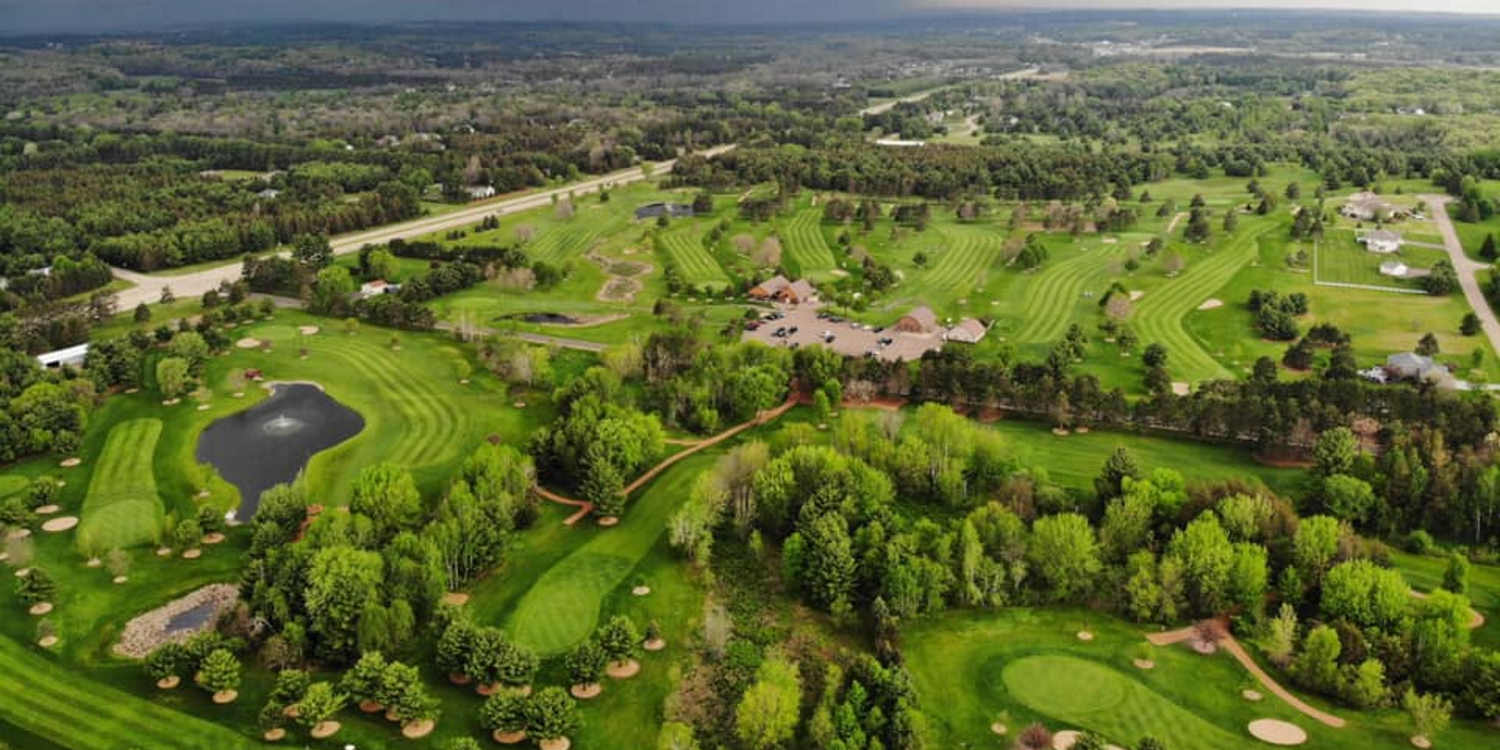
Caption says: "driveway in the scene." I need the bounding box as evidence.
[109,145,737,311]
[1423,195,1500,358]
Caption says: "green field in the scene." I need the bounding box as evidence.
[660,225,730,288]
[1316,232,1446,290]
[77,419,165,552]
[983,419,1301,497]
[505,452,713,655]
[780,207,840,279]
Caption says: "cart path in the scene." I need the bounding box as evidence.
[1423,195,1500,359]
[1146,623,1346,728]
[533,395,798,524]
[1409,588,1486,629]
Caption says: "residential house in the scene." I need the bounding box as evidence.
[1379,259,1408,277]
[465,185,497,200]
[748,275,791,300]
[1341,192,1403,222]
[359,279,401,298]
[36,343,88,369]
[1384,352,1455,389]
[1359,229,1401,254]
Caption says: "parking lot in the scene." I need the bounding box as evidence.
[741,302,945,361]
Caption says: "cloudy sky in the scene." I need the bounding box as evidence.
[1,0,1495,34]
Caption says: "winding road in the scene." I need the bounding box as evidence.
[1423,195,1500,358]
[109,145,737,311]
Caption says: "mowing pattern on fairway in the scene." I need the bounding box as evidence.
[0,635,254,750]
[781,209,839,275]
[316,337,467,468]
[78,418,164,552]
[660,227,729,287]
[1014,243,1130,344]
[1002,655,1245,750]
[528,214,622,264]
[1132,225,1271,383]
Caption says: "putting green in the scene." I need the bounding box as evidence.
[77,418,164,552]
[1001,655,1245,750]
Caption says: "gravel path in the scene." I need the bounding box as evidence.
[1423,195,1500,359]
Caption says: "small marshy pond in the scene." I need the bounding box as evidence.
[196,383,363,519]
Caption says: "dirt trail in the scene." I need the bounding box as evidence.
[1146,624,1346,728]
[532,395,798,524]
[1164,211,1188,235]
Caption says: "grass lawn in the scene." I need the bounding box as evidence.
[1390,550,1500,650]
[1315,230,1446,290]
[907,607,1500,750]
[982,418,1301,497]
[504,451,716,655]
[76,418,166,553]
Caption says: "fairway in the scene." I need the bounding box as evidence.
[314,334,465,468]
[984,419,1299,496]
[77,418,165,552]
[1003,655,1245,749]
[1132,221,1274,383]
[505,451,714,654]
[0,634,255,750]
[1013,240,1129,344]
[660,226,730,288]
[781,208,839,277]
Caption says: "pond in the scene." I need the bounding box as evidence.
[196,383,364,519]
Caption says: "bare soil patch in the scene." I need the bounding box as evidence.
[1076,631,1094,641]
[598,276,643,302]
[606,659,640,679]
[1196,298,1224,311]
[37,635,58,648]
[570,683,602,699]
[538,738,571,750]
[494,730,527,744]
[401,719,435,739]
[41,516,78,532]
[234,337,262,349]
[211,690,238,704]
[1129,290,1144,301]
[1243,689,1264,701]
[181,548,202,559]
[632,585,651,596]
[1054,730,1082,748]
[990,722,1007,736]
[297,326,319,335]
[263,728,285,742]
[597,516,619,527]
[359,700,383,713]
[202,532,225,545]
[59,457,81,468]
[1246,719,1307,746]
[310,721,341,739]
[29,602,52,616]
[1133,658,1155,670]
[644,638,666,652]
[157,676,180,689]
[441,592,470,606]
[113,575,128,584]
[1171,382,1190,396]
[1410,736,1432,748]
[33,504,59,515]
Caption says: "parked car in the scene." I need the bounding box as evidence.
[788,326,798,334]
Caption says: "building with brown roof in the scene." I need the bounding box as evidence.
[893,306,938,334]
[945,317,987,343]
[780,279,817,304]
[748,275,790,300]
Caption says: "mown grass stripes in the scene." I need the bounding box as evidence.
[782,209,839,274]
[1133,225,1271,383]
[660,227,729,286]
[0,635,255,750]
[1014,243,1129,344]
[316,338,465,468]
[77,418,164,552]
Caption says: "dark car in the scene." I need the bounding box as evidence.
[788,326,798,334]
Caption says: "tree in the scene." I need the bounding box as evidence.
[268,668,310,706]
[735,654,801,750]
[1403,688,1452,742]
[1417,332,1441,356]
[292,233,333,269]
[497,641,539,687]
[1142,343,1168,368]
[566,639,606,687]
[480,691,529,736]
[1313,427,1358,476]
[198,649,241,695]
[1165,514,1235,616]
[304,546,384,664]
[311,265,355,313]
[1320,474,1376,524]
[1342,658,1388,709]
[134,303,151,323]
[800,512,856,617]
[1292,624,1341,694]
[15,567,56,605]
[1462,313,1481,336]
[1320,560,1409,630]
[1027,513,1102,602]
[597,615,640,666]
[1293,515,1342,583]
[1442,552,1469,595]
[145,642,189,683]
[525,687,579,742]
[1094,447,1142,500]
[436,619,478,678]
[340,650,388,706]
[657,722,701,750]
[156,357,189,399]
[294,682,347,729]
[350,463,422,539]
[385,661,440,723]
[1466,650,1500,721]
[1265,603,1298,667]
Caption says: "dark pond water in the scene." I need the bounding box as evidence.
[196,383,363,519]
[507,312,578,324]
[165,601,218,633]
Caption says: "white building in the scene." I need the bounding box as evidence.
[359,279,401,298]
[37,343,88,369]
[945,317,988,343]
[1360,229,1402,254]
[1379,260,1408,277]
[465,185,497,200]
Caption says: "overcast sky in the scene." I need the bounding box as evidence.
[2,0,1496,34]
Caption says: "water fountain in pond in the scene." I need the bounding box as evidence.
[261,413,305,436]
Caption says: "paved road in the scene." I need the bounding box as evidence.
[857,67,1040,116]
[1423,195,1500,359]
[110,144,737,311]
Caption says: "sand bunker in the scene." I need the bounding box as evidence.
[1133,659,1155,670]
[298,326,319,335]
[1129,290,1144,301]
[1243,689,1264,701]
[1247,719,1307,746]
[41,516,78,532]
[60,457,81,468]
[1053,730,1082,748]
[235,338,262,349]
[632,586,651,596]
[1171,382,1190,396]
[1196,298,1224,311]
[441,592,470,606]
[113,583,238,658]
